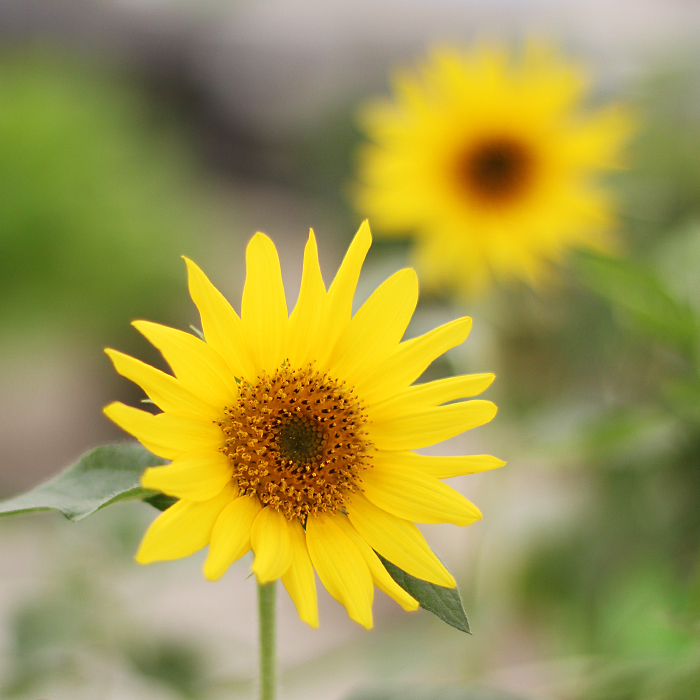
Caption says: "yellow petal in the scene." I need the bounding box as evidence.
[141,448,234,501]
[281,520,319,627]
[369,400,497,451]
[132,321,238,408]
[250,507,292,583]
[241,233,288,374]
[328,268,418,383]
[314,220,372,367]
[306,513,374,629]
[347,492,455,588]
[105,348,219,420]
[184,257,257,380]
[355,317,472,405]
[373,451,506,479]
[332,515,418,612]
[204,495,262,581]
[135,482,237,563]
[287,230,327,368]
[103,402,224,460]
[370,373,495,421]
[362,459,482,526]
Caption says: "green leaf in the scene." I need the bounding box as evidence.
[575,251,698,356]
[378,554,470,634]
[143,493,179,512]
[0,443,166,521]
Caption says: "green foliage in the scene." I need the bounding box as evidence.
[581,655,700,700]
[575,250,698,359]
[0,443,166,521]
[345,686,528,700]
[0,50,207,339]
[379,554,470,634]
[126,639,205,698]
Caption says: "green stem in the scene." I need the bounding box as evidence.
[257,580,277,700]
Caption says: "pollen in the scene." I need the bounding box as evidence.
[457,137,535,205]
[219,364,372,522]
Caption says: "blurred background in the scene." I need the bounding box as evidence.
[2,1,700,698]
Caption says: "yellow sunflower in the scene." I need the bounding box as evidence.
[355,43,633,296]
[104,222,502,628]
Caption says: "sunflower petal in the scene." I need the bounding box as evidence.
[328,268,418,383]
[241,233,288,374]
[135,482,236,563]
[355,317,472,405]
[281,520,319,628]
[373,451,506,479]
[132,321,238,407]
[315,221,372,367]
[306,514,374,629]
[362,459,482,525]
[105,348,219,420]
[250,507,292,583]
[333,515,418,612]
[287,230,327,368]
[369,400,497,451]
[141,448,234,501]
[204,495,262,581]
[370,373,495,421]
[184,257,257,380]
[347,492,455,588]
[103,402,223,460]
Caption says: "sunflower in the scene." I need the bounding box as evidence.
[355,43,633,296]
[104,223,501,628]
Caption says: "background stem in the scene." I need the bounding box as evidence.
[257,580,277,700]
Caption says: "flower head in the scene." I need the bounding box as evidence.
[104,223,501,628]
[355,43,634,296]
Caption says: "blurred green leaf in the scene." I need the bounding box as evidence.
[663,378,700,424]
[346,686,528,700]
[575,251,698,357]
[0,443,165,521]
[127,639,205,698]
[0,50,209,338]
[378,554,470,634]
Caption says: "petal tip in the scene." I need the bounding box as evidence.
[302,613,320,629]
[203,560,226,582]
[140,466,160,490]
[356,219,372,245]
[134,550,152,565]
[102,401,122,418]
[104,348,119,364]
[249,231,274,249]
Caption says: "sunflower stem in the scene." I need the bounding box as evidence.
[257,580,276,700]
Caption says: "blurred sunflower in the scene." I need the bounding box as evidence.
[104,223,502,628]
[355,43,633,296]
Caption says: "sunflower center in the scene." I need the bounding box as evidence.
[276,415,323,465]
[457,137,534,204]
[219,364,372,522]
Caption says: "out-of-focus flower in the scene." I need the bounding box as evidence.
[355,43,633,296]
[104,223,502,628]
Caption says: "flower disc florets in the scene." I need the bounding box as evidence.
[220,363,372,522]
[458,137,534,205]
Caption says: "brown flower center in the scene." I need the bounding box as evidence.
[456,137,534,205]
[219,364,372,522]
